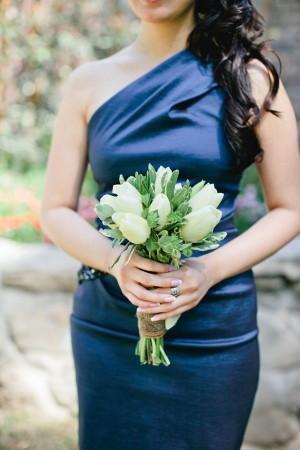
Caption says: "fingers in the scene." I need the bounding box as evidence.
[149,285,186,296]
[132,267,182,289]
[150,303,196,321]
[137,292,201,318]
[132,253,173,273]
[127,282,177,304]
[125,291,159,309]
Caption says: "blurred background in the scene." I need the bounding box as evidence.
[0,1,299,449]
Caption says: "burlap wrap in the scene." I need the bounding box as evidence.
[136,311,167,338]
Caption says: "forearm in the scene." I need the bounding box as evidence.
[40,207,119,273]
[201,207,300,285]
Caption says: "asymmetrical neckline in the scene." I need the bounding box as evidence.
[87,47,192,130]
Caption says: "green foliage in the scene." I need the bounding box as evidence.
[0,1,135,172]
[95,164,227,270]
[0,167,98,242]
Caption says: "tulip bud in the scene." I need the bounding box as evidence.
[112,181,141,202]
[149,193,171,229]
[189,182,224,211]
[112,212,151,244]
[154,166,172,195]
[114,195,143,216]
[180,205,222,242]
[99,194,117,210]
[108,181,143,215]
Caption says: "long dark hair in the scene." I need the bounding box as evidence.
[187,0,281,173]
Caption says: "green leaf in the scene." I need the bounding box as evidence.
[160,170,169,194]
[172,248,181,259]
[177,201,192,216]
[142,193,151,207]
[147,163,156,185]
[94,203,114,220]
[171,183,191,209]
[191,179,205,196]
[181,247,193,257]
[156,253,171,264]
[209,231,227,242]
[104,228,124,240]
[158,234,181,254]
[191,243,220,251]
[165,169,179,201]
[166,210,184,225]
[158,229,168,237]
[147,210,159,228]
[145,238,159,252]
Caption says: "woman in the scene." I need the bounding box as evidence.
[40,1,300,449]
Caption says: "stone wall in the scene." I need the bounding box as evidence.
[0,236,300,449]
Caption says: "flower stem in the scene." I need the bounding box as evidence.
[134,336,170,367]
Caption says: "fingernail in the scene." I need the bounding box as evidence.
[171,279,182,287]
[151,316,160,321]
[163,295,176,302]
[168,265,176,271]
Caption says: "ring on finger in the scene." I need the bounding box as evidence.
[171,285,180,297]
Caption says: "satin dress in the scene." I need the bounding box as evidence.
[70,47,260,450]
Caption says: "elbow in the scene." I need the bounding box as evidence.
[288,206,300,235]
[39,207,51,236]
[39,202,58,235]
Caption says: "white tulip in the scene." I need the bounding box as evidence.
[114,195,143,215]
[180,205,222,242]
[149,193,171,229]
[154,166,172,195]
[189,182,224,211]
[106,181,143,215]
[112,181,141,202]
[165,313,181,330]
[99,194,117,210]
[112,212,151,244]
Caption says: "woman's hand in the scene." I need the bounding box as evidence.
[135,256,218,321]
[108,245,183,309]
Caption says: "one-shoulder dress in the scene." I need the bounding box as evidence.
[70,47,260,450]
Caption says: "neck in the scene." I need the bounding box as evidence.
[132,9,195,60]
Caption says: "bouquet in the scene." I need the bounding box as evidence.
[94,164,226,367]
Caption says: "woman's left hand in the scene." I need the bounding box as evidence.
[136,256,218,321]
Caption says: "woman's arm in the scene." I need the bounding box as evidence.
[203,60,300,285]
[40,64,119,272]
[40,63,180,309]
[138,60,300,321]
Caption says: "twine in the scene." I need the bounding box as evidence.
[137,310,167,338]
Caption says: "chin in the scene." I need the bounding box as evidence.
[128,0,192,23]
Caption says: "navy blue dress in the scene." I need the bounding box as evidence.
[70,47,260,450]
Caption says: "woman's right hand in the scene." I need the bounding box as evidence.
[107,245,182,309]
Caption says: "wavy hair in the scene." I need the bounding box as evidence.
[187,0,281,173]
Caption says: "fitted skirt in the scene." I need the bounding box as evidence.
[70,270,260,450]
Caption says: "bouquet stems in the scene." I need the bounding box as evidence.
[134,310,171,366]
